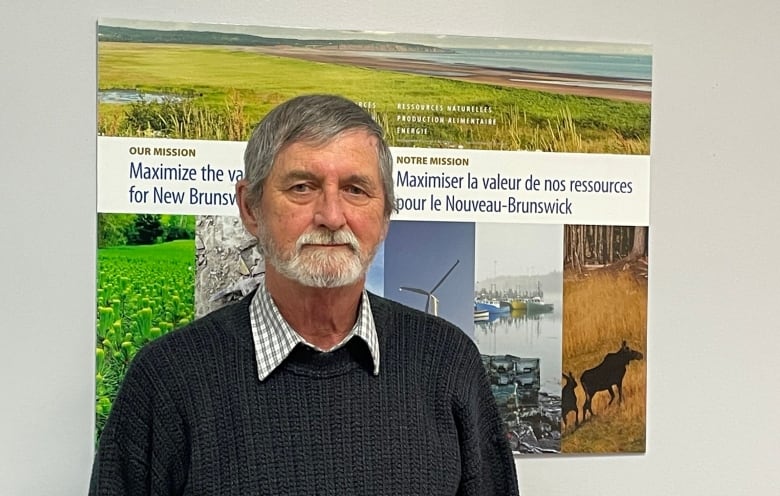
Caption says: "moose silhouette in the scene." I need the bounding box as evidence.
[580,340,643,420]
[561,371,579,428]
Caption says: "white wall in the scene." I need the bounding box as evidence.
[2,1,779,494]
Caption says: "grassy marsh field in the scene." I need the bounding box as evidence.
[98,42,650,153]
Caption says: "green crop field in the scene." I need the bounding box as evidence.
[95,240,195,439]
[98,42,650,153]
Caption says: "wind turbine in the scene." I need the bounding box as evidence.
[399,259,460,316]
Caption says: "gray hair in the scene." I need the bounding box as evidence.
[243,94,395,217]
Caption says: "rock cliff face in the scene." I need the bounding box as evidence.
[195,215,263,317]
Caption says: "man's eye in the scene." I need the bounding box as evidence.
[345,185,366,195]
[290,183,311,193]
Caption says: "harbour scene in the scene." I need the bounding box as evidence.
[475,286,562,453]
[474,223,563,453]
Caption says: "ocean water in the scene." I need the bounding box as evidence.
[365,48,652,82]
[473,293,563,395]
[99,89,185,104]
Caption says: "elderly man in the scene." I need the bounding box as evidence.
[90,95,518,495]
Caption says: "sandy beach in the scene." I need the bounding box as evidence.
[246,46,651,104]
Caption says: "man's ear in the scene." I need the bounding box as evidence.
[236,179,260,237]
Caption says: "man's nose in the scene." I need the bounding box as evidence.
[313,188,347,230]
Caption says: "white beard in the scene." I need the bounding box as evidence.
[259,225,371,288]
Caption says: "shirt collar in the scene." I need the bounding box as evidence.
[248,275,380,381]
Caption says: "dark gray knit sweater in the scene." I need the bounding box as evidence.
[90,293,518,495]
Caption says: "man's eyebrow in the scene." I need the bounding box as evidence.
[344,174,379,191]
[279,170,318,183]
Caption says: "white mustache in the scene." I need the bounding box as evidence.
[296,229,360,253]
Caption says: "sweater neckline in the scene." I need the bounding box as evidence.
[281,338,375,379]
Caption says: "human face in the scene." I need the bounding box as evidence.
[239,129,388,288]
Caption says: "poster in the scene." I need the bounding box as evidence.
[96,18,651,454]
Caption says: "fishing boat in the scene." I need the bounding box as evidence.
[473,305,490,321]
[475,298,510,314]
[525,296,553,313]
[509,299,527,311]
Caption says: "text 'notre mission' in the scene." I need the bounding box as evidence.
[395,155,469,166]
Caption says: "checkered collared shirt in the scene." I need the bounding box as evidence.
[248,275,380,381]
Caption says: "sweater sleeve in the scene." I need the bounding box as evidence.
[454,344,520,496]
[89,345,190,496]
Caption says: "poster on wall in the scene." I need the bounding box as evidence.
[96,18,651,454]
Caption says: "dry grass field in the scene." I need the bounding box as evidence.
[561,268,647,452]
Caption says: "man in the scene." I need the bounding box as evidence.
[90,94,518,495]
